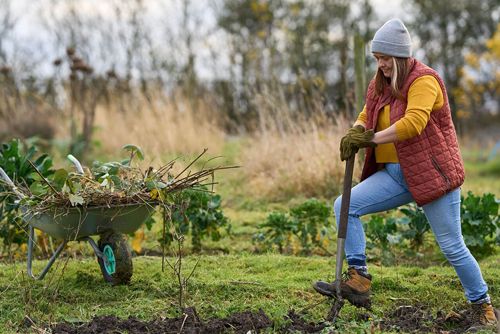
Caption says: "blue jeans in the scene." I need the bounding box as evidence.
[334,163,488,302]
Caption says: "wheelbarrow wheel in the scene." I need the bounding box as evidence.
[97,232,133,285]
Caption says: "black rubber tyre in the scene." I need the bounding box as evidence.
[97,232,133,285]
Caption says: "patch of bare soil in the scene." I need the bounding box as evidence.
[283,310,328,333]
[49,308,333,334]
[50,307,272,334]
[377,303,496,334]
[44,304,499,334]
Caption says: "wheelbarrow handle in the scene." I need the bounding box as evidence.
[0,166,26,200]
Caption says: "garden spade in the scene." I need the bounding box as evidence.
[326,155,355,322]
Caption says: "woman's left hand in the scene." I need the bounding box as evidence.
[350,129,378,149]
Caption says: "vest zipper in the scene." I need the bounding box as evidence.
[431,156,451,189]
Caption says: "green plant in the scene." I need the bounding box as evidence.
[167,187,231,252]
[253,212,295,253]
[254,198,331,255]
[364,214,401,265]
[399,203,430,251]
[364,215,399,251]
[460,191,499,257]
[0,139,54,250]
[364,192,499,261]
[289,198,331,254]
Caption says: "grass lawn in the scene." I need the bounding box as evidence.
[0,253,498,333]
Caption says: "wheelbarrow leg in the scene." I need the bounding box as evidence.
[27,225,67,280]
[81,236,108,266]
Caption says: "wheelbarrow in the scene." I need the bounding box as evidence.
[0,157,155,285]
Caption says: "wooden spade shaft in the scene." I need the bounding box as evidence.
[326,156,355,323]
[335,156,355,297]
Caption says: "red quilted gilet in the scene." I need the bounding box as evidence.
[361,58,465,206]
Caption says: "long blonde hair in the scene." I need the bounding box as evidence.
[374,57,411,100]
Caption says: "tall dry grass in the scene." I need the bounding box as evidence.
[3,77,359,202]
[91,92,226,162]
[241,88,362,201]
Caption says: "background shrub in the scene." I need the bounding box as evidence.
[0,139,54,252]
[167,187,231,252]
[460,191,499,257]
[253,198,332,255]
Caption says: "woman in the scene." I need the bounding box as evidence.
[313,18,497,326]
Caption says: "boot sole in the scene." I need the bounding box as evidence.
[313,282,372,309]
[312,282,336,298]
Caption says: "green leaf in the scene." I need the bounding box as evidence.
[145,180,167,190]
[208,195,221,209]
[122,144,144,161]
[29,182,46,196]
[143,216,155,230]
[65,179,76,194]
[53,169,69,191]
[108,165,120,175]
[100,178,109,187]
[35,154,53,174]
[110,175,122,187]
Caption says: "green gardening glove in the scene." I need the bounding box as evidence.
[346,125,366,136]
[340,126,377,161]
[339,125,365,161]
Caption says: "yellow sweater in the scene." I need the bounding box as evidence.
[357,75,444,163]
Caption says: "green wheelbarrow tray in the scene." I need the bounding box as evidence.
[25,203,155,240]
[24,203,155,281]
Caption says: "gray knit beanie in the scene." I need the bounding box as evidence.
[371,18,412,58]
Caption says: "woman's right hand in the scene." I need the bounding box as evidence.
[340,125,365,161]
[340,125,377,161]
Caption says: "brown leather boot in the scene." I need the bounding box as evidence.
[313,267,372,308]
[470,303,498,327]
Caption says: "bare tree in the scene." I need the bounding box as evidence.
[0,0,18,63]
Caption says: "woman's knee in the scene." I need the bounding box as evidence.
[333,196,342,216]
[440,241,471,264]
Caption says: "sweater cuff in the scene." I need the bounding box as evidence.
[395,121,409,141]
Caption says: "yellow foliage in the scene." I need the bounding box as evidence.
[464,53,480,69]
[250,1,268,13]
[456,109,471,119]
[321,237,329,249]
[290,236,300,255]
[257,30,267,39]
[312,76,326,91]
[131,228,145,254]
[290,3,301,16]
[459,23,500,117]
[486,23,500,58]
[150,188,159,200]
